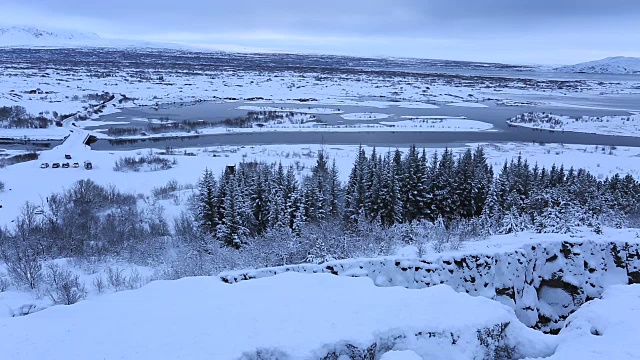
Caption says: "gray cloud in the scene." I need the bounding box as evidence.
[2,0,640,64]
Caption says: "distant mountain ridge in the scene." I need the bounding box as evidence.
[556,56,640,75]
[0,26,101,46]
[0,26,179,49]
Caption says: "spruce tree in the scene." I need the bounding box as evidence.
[194,168,218,235]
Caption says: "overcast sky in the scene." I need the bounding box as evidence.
[2,0,640,64]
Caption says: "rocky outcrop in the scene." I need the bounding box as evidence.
[221,239,640,333]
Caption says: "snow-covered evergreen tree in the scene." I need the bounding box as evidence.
[194,168,218,235]
[216,173,251,249]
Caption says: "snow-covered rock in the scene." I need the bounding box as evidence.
[555,56,640,75]
[222,238,640,333]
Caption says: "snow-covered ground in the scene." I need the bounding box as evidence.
[446,102,489,108]
[543,284,640,360]
[236,105,344,114]
[340,112,392,120]
[380,117,493,131]
[507,112,640,137]
[0,126,70,141]
[0,272,555,359]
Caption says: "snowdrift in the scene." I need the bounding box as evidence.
[0,273,554,360]
[222,238,640,333]
[546,284,640,360]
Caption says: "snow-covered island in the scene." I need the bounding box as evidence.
[507,112,640,137]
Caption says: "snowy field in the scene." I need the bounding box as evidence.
[340,112,392,120]
[0,127,70,141]
[379,117,494,131]
[507,112,640,137]
[237,105,345,114]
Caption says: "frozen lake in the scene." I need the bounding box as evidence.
[90,95,640,150]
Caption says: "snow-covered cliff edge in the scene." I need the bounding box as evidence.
[221,237,640,333]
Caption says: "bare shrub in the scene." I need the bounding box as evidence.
[106,266,126,291]
[44,263,87,305]
[0,273,9,292]
[113,153,176,172]
[151,179,180,200]
[125,268,143,290]
[3,248,43,290]
[92,275,106,293]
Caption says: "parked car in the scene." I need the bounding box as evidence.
[62,162,70,168]
[72,162,80,168]
[84,161,93,170]
[65,154,72,160]
[52,163,60,168]
[40,162,49,168]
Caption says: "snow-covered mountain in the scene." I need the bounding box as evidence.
[0,26,176,49]
[0,26,103,46]
[556,56,640,74]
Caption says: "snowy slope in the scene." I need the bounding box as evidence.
[548,284,640,360]
[556,56,640,74]
[0,273,554,360]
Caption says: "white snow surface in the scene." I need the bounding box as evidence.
[237,105,344,114]
[556,56,640,75]
[380,350,423,360]
[538,284,640,360]
[340,112,391,120]
[0,273,552,360]
[380,118,493,131]
[446,102,489,108]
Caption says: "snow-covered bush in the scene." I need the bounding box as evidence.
[151,179,180,200]
[113,153,177,172]
[0,272,9,292]
[93,275,106,293]
[2,247,42,290]
[44,263,87,305]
